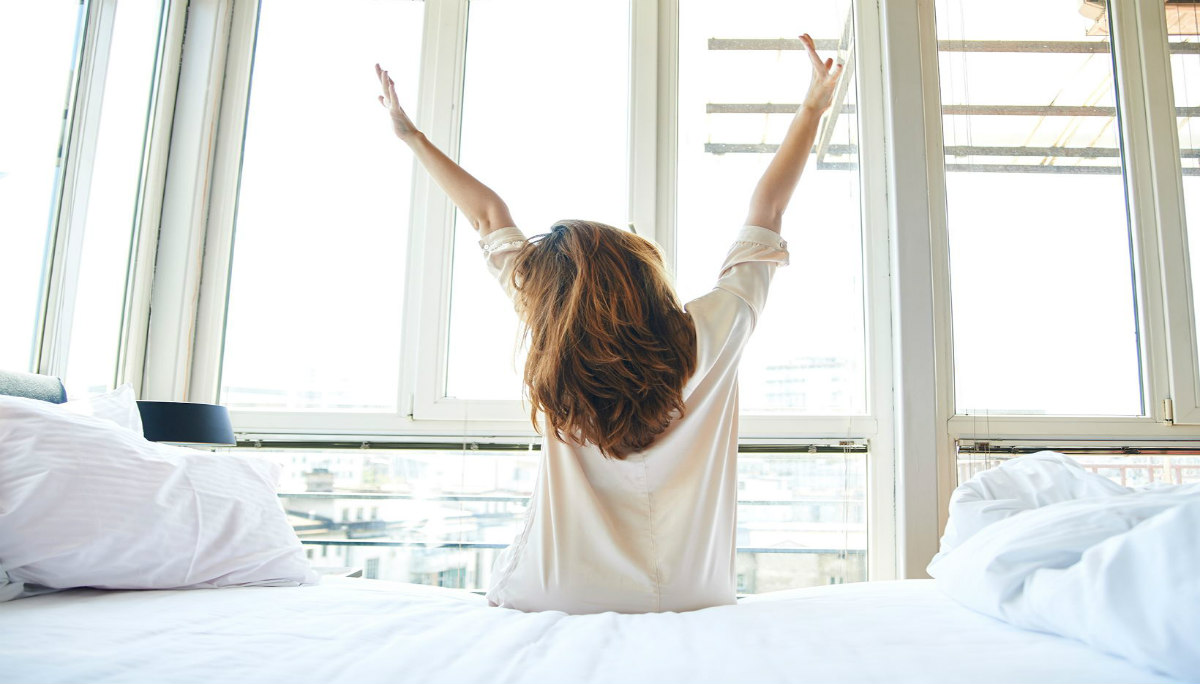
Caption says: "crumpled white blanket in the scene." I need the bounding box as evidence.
[927,451,1200,682]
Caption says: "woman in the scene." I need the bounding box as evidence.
[375,34,843,614]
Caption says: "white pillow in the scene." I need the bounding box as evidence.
[0,395,317,600]
[59,383,144,435]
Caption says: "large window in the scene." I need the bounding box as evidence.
[19,0,1200,593]
[676,0,868,415]
[203,0,881,589]
[219,0,424,411]
[0,2,85,372]
[215,0,879,426]
[936,0,1143,417]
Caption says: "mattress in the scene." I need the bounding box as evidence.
[0,578,1179,684]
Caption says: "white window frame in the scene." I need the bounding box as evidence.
[407,0,668,426]
[38,0,113,380]
[927,0,1199,441]
[171,0,898,578]
[31,0,178,393]
[897,0,1200,547]
[185,0,892,439]
[1128,0,1200,426]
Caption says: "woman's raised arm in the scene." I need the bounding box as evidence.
[376,64,515,237]
[744,34,844,234]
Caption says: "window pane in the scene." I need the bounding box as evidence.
[221,0,424,411]
[937,0,1142,415]
[0,2,84,372]
[245,446,864,592]
[1165,9,1200,387]
[444,0,630,400]
[64,0,165,396]
[675,1,867,415]
[736,451,867,591]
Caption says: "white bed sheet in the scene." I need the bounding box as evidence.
[0,578,1180,684]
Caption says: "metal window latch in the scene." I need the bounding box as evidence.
[1162,398,1175,424]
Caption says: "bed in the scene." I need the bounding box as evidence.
[0,577,1181,684]
[1,371,1193,683]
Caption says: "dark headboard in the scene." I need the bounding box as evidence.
[0,370,67,404]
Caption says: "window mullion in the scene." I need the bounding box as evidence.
[654,0,679,272]
[143,0,235,402]
[118,0,191,392]
[628,0,658,248]
[878,0,946,579]
[1126,1,1200,424]
[1108,0,1173,425]
[187,0,260,405]
[38,0,115,380]
[854,0,899,583]
[408,0,472,421]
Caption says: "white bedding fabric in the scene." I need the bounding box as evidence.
[0,577,1181,684]
[0,396,317,600]
[928,452,1200,682]
[58,384,144,435]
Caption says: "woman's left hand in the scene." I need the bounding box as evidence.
[799,33,845,112]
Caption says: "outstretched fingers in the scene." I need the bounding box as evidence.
[800,33,826,72]
[376,64,389,101]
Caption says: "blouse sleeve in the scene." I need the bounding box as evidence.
[479,227,528,300]
[713,225,790,324]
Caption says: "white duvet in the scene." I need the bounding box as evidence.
[0,578,1180,684]
[928,452,1200,681]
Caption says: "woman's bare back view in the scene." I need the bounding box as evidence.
[375,35,844,614]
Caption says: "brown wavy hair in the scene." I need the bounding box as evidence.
[509,220,697,459]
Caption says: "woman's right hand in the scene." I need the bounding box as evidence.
[376,63,419,140]
[799,33,844,112]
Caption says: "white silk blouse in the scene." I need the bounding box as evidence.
[479,225,789,614]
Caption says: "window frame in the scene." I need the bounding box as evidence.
[871,0,1200,571]
[177,0,898,578]
[38,0,113,380]
[909,0,1200,547]
[926,0,1196,438]
[409,0,666,425]
[189,0,892,439]
[27,0,176,394]
[1127,0,1200,426]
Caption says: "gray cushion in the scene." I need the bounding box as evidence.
[0,370,67,404]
